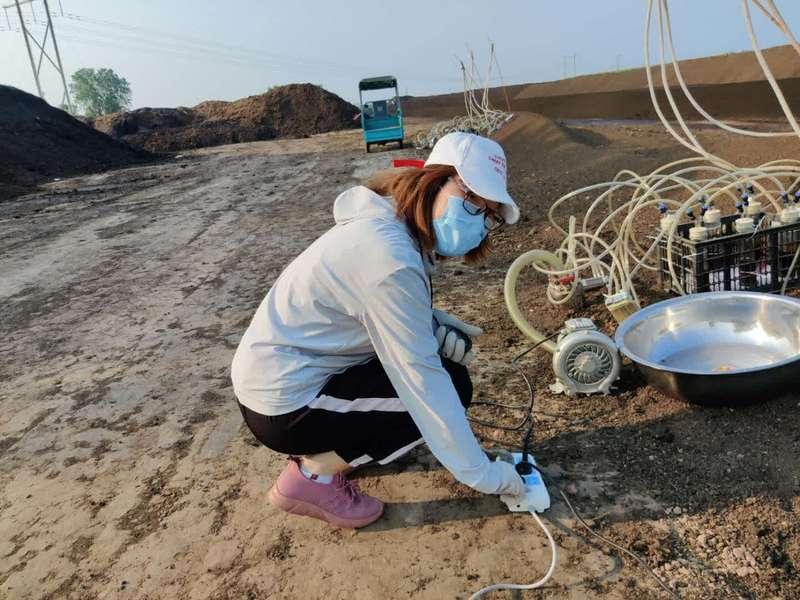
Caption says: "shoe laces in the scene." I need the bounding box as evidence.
[334,476,362,502]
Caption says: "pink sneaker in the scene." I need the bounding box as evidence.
[267,459,384,528]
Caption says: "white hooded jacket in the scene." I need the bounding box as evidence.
[231,185,522,495]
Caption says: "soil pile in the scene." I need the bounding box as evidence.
[493,111,604,158]
[406,44,800,120]
[93,107,195,138]
[515,44,800,98]
[490,111,695,223]
[492,111,618,182]
[94,83,360,153]
[0,85,149,201]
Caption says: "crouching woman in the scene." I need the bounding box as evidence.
[231,132,524,528]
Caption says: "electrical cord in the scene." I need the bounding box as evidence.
[539,466,681,600]
[468,334,559,597]
[469,335,681,599]
[466,332,560,432]
[468,510,558,599]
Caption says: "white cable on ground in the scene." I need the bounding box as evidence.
[645,0,800,156]
[469,511,558,599]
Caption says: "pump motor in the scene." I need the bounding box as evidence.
[550,318,620,396]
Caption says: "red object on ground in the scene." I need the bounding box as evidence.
[391,159,425,169]
[557,275,576,286]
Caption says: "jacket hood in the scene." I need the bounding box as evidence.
[333,185,435,273]
[333,186,398,225]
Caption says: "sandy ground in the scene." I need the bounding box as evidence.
[1,117,799,600]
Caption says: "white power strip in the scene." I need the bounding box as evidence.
[499,452,551,513]
[469,452,558,599]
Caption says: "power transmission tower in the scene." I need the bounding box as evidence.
[3,0,72,111]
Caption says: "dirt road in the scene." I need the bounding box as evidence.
[1,119,798,599]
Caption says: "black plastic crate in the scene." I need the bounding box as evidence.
[657,214,800,294]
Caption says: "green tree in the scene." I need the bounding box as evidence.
[69,68,132,117]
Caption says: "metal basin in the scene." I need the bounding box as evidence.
[614,292,800,406]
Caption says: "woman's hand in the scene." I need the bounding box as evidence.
[493,460,526,496]
[432,309,483,366]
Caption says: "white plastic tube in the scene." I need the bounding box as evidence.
[659,0,797,138]
[645,0,708,157]
[503,0,800,314]
[741,0,800,138]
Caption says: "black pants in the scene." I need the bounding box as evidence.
[238,357,472,466]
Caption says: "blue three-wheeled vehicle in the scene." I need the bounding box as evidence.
[358,76,404,153]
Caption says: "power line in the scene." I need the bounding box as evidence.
[55,14,370,74]
[52,11,463,83]
[57,11,372,73]
[8,14,464,86]
[50,22,365,74]
[3,3,466,108]
[38,29,364,78]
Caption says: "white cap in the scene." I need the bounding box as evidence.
[424,132,520,224]
[689,226,709,241]
[744,200,762,217]
[735,217,754,234]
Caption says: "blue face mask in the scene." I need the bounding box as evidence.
[433,196,488,257]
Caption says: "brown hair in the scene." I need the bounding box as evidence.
[364,165,491,264]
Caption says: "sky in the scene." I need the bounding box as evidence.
[1,0,799,111]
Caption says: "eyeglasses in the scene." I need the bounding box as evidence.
[462,196,506,232]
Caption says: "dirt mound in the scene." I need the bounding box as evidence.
[93,106,256,154]
[515,44,800,99]
[492,112,611,182]
[121,120,270,153]
[93,107,195,139]
[194,83,359,136]
[493,111,604,157]
[513,78,800,121]
[0,85,150,201]
[407,44,800,121]
[95,83,360,153]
